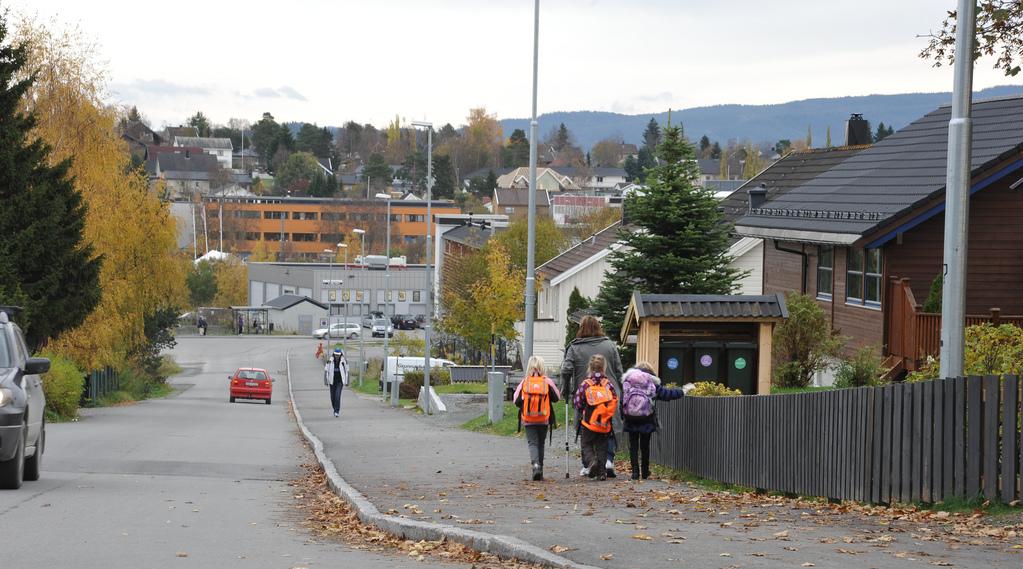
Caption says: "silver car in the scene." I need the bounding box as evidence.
[312,322,361,339]
[370,318,393,338]
[0,308,50,490]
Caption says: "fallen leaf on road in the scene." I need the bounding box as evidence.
[632,534,653,541]
[175,552,188,558]
[600,553,614,560]
[773,530,790,539]
[549,545,575,554]
[801,563,815,567]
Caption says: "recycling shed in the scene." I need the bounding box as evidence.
[621,292,788,395]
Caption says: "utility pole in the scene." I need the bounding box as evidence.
[413,121,434,414]
[523,0,540,365]
[938,0,976,379]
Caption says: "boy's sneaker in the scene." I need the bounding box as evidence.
[605,460,616,478]
[531,463,543,481]
[333,411,339,417]
[579,467,590,477]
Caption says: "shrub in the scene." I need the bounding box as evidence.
[687,381,741,397]
[41,353,84,419]
[921,274,942,313]
[772,293,844,388]
[834,346,885,388]
[398,368,452,399]
[908,323,1023,381]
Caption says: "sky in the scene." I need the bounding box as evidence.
[9,0,1023,130]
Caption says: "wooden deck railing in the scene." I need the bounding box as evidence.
[887,277,1023,370]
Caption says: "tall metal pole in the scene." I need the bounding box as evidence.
[421,124,435,414]
[358,230,366,386]
[385,199,396,406]
[938,0,976,379]
[523,0,540,365]
[326,250,334,344]
[341,244,348,351]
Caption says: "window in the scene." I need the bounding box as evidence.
[413,290,421,303]
[389,214,402,222]
[817,245,833,299]
[244,232,260,241]
[292,233,316,242]
[846,248,882,308]
[322,212,346,221]
[865,249,882,305]
[293,211,318,220]
[406,214,424,222]
[264,211,287,220]
[235,210,259,219]
[846,249,863,303]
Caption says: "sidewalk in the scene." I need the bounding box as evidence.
[288,350,1020,569]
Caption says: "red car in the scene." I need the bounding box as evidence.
[229,367,273,404]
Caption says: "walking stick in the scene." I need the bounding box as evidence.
[564,400,570,479]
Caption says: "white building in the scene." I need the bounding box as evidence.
[174,136,234,169]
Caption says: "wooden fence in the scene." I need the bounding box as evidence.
[886,278,1023,371]
[650,376,1023,504]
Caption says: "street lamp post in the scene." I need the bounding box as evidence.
[375,193,395,406]
[323,248,335,344]
[412,120,434,414]
[352,228,366,386]
[338,243,348,350]
[523,0,541,366]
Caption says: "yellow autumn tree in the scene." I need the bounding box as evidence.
[211,258,248,307]
[249,237,277,262]
[442,242,523,349]
[14,17,186,370]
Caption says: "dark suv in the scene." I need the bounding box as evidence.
[0,307,50,489]
[391,314,418,330]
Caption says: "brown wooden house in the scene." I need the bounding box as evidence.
[733,96,1023,374]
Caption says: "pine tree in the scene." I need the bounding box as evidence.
[710,141,722,159]
[699,135,711,157]
[642,118,661,150]
[564,287,590,346]
[0,17,101,348]
[593,124,742,345]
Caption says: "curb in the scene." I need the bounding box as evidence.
[286,350,600,569]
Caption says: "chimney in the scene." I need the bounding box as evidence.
[845,113,871,146]
[747,183,767,213]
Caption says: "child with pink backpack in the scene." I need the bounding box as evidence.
[620,361,694,480]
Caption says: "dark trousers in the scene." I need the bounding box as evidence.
[525,425,548,467]
[329,381,344,414]
[577,420,617,469]
[580,428,609,477]
[628,431,652,478]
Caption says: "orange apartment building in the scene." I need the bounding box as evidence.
[204,196,461,261]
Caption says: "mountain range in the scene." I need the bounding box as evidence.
[499,85,1023,151]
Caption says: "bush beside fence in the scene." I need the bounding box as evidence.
[650,376,1023,505]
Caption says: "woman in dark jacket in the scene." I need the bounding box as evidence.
[561,315,623,477]
[621,362,694,480]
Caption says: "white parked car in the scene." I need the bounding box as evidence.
[312,322,361,339]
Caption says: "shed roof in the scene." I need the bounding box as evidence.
[494,187,551,208]
[263,294,326,310]
[630,292,788,321]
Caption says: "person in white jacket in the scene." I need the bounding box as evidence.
[324,347,349,417]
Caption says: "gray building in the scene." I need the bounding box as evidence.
[248,262,431,320]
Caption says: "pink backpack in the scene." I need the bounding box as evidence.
[622,371,656,418]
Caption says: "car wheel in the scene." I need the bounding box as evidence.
[349,333,357,339]
[0,424,25,490]
[229,396,236,403]
[23,418,43,482]
[265,398,271,405]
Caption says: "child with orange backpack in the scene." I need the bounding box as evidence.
[573,354,618,480]
[514,355,561,481]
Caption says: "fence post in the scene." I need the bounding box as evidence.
[990,307,1001,326]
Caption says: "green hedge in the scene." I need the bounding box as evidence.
[41,353,84,420]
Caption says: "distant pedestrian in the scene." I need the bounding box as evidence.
[561,315,623,477]
[324,347,349,417]
[620,362,695,480]
[237,315,243,335]
[514,355,560,481]
[198,315,208,336]
[574,354,618,481]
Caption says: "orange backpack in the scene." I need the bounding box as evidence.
[521,375,551,425]
[581,378,617,434]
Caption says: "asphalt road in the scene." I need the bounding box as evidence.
[0,335,460,569]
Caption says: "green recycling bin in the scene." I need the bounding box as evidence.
[725,342,757,394]
[693,342,722,382]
